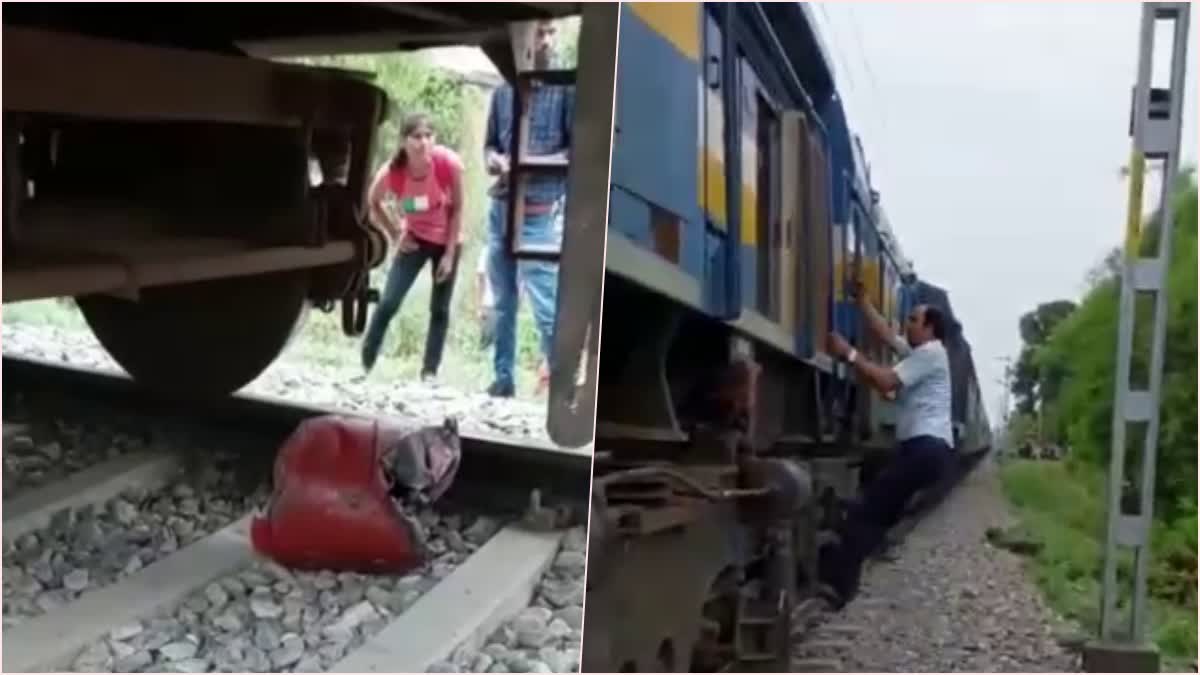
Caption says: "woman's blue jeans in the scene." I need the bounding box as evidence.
[361,237,460,376]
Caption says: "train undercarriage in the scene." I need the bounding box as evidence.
[2,3,603,417]
[582,274,987,672]
[4,26,390,394]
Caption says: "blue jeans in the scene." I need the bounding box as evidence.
[361,238,460,376]
[487,198,560,389]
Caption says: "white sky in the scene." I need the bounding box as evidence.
[810,2,1198,427]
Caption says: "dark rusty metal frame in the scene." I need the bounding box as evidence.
[584,447,747,673]
[584,278,870,672]
[500,4,618,449]
[2,25,388,335]
[586,422,831,673]
[0,2,618,400]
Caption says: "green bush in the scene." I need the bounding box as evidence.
[1000,461,1197,661]
[1002,174,1197,662]
[1033,178,1196,520]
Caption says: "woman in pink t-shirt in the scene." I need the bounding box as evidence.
[361,112,465,381]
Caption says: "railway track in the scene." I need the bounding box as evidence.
[2,355,591,673]
[788,446,993,672]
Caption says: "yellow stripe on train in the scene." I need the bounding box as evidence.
[699,152,728,227]
[740,184,757,246]
[832,258,886,310]
[695,150,756,245]
[859,258,881,307]
[629,2,701,60]
[694,148,757,245]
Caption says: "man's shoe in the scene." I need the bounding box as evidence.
[816,583,850,612]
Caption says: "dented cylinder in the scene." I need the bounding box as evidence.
[746,456,814,517]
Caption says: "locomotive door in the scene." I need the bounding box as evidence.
[780,111,806,339]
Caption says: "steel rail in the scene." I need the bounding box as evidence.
[1,353,594,514]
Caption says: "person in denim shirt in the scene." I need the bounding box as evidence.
[482,19,575,398]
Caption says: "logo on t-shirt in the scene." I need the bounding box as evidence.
[400,195,431,214]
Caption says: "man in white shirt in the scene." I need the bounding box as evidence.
[821,283,955,608]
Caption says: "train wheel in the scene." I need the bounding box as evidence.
[77,271,309,397]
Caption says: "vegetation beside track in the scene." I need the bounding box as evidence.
[998,172,1197,665]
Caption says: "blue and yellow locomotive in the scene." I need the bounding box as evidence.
[584,3,991,671]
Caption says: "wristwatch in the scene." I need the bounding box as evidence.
[846,348,858,365]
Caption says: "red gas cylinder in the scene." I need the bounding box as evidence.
[250,415,427,574]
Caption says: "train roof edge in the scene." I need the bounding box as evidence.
[794,3,839,95]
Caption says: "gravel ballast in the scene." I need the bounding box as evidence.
[429,525,586,674]
[67,509,503,673]
[3,393,148,499]
[4,314,583,673]
[3,438,265,630]
[3,480,264,628]
[796,457,1082,672]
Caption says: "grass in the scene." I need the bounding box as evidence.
[999,459,1197,665]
